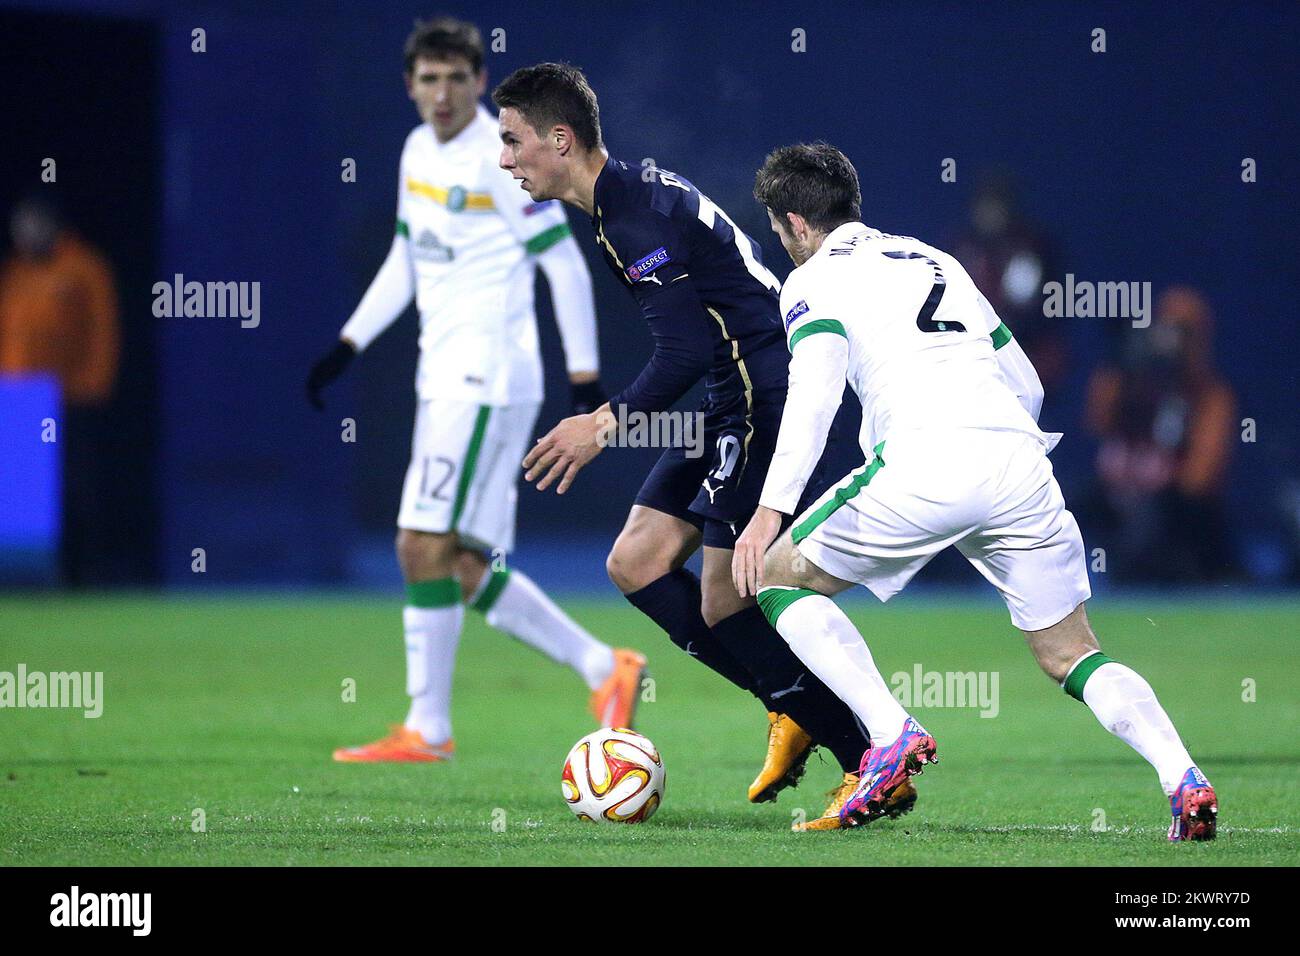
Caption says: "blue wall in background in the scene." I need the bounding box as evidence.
[4,0,1296,587]
[0,376,60,579]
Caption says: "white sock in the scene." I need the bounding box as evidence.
[473,568,614,690]
[1070,654,1195,795]
[402,601,463,744]
[764,589,910,748]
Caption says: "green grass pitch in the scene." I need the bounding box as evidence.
[1,593,1296,866]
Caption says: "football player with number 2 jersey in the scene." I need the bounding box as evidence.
[735,143,1216,841]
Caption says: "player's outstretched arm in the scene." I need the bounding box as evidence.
[522,278,712,496]
[306,231,415,410]
[306,339,357,411]
[522,402,616,495]
[733,505,784,599]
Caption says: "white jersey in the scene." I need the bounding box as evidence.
[761,222,1049,514]
[341,105,598,406]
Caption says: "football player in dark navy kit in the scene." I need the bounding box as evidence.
[493,64,902,826]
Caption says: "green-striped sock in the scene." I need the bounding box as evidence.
[406,577,460,609]
[1062,650,1115,701]
[470,568,511,614]
[756,586,820,627]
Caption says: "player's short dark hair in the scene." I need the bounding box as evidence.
[403,17,484,74]
[754,142,862,234]
[492,62,602,151]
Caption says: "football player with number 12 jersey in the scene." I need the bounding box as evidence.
[307,20,646,764]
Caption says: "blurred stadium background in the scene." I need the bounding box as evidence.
[1,0,1296,596]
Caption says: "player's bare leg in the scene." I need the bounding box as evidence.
[455,547,642,728]
[453,548,491,602]
[606,505,702,595]
[396,527,459,579]
[1025,602,1217,841]
[757,531,935,827]
[1021,600,1099,680]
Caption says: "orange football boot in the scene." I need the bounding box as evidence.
[332,725,455,763]
[749,711,814,803]
[589,648,647,729]
[793,773,918,831]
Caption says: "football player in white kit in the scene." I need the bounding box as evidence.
[733,143,1217,840]
[308,19,645,763]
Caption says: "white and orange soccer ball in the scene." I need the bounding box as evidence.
[561,727,665,823]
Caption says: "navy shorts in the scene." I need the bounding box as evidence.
[633,388,864,549]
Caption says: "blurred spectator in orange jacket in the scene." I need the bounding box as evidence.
[1,197,121,585]
[1082,287,1237,582]
[954,168,1067,391]
[0,197,119,406]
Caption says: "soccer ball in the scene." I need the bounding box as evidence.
[561,727,665,823]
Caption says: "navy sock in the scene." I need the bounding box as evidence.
[710,605,870,773]
[624,569,759,696]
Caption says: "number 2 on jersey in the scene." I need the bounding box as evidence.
[882,251,966,334]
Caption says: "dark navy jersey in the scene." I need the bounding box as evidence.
[593,156,790,419]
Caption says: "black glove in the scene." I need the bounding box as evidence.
[306,340,356,410]
[570,379,608,416]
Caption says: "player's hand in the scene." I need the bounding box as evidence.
[732,506,783,599]
[522,405,615,495]
[569,378,608,416]
[306,340,356,410]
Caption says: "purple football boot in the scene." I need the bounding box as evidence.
[1169,767,1218,842]
[840,718,938,826]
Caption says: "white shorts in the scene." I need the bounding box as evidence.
[792,429,1091,631]
[397,398,541,553]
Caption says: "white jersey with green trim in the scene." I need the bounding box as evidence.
[760,222,1049,515]
[341,105,594,406]
[403,106,575,404]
